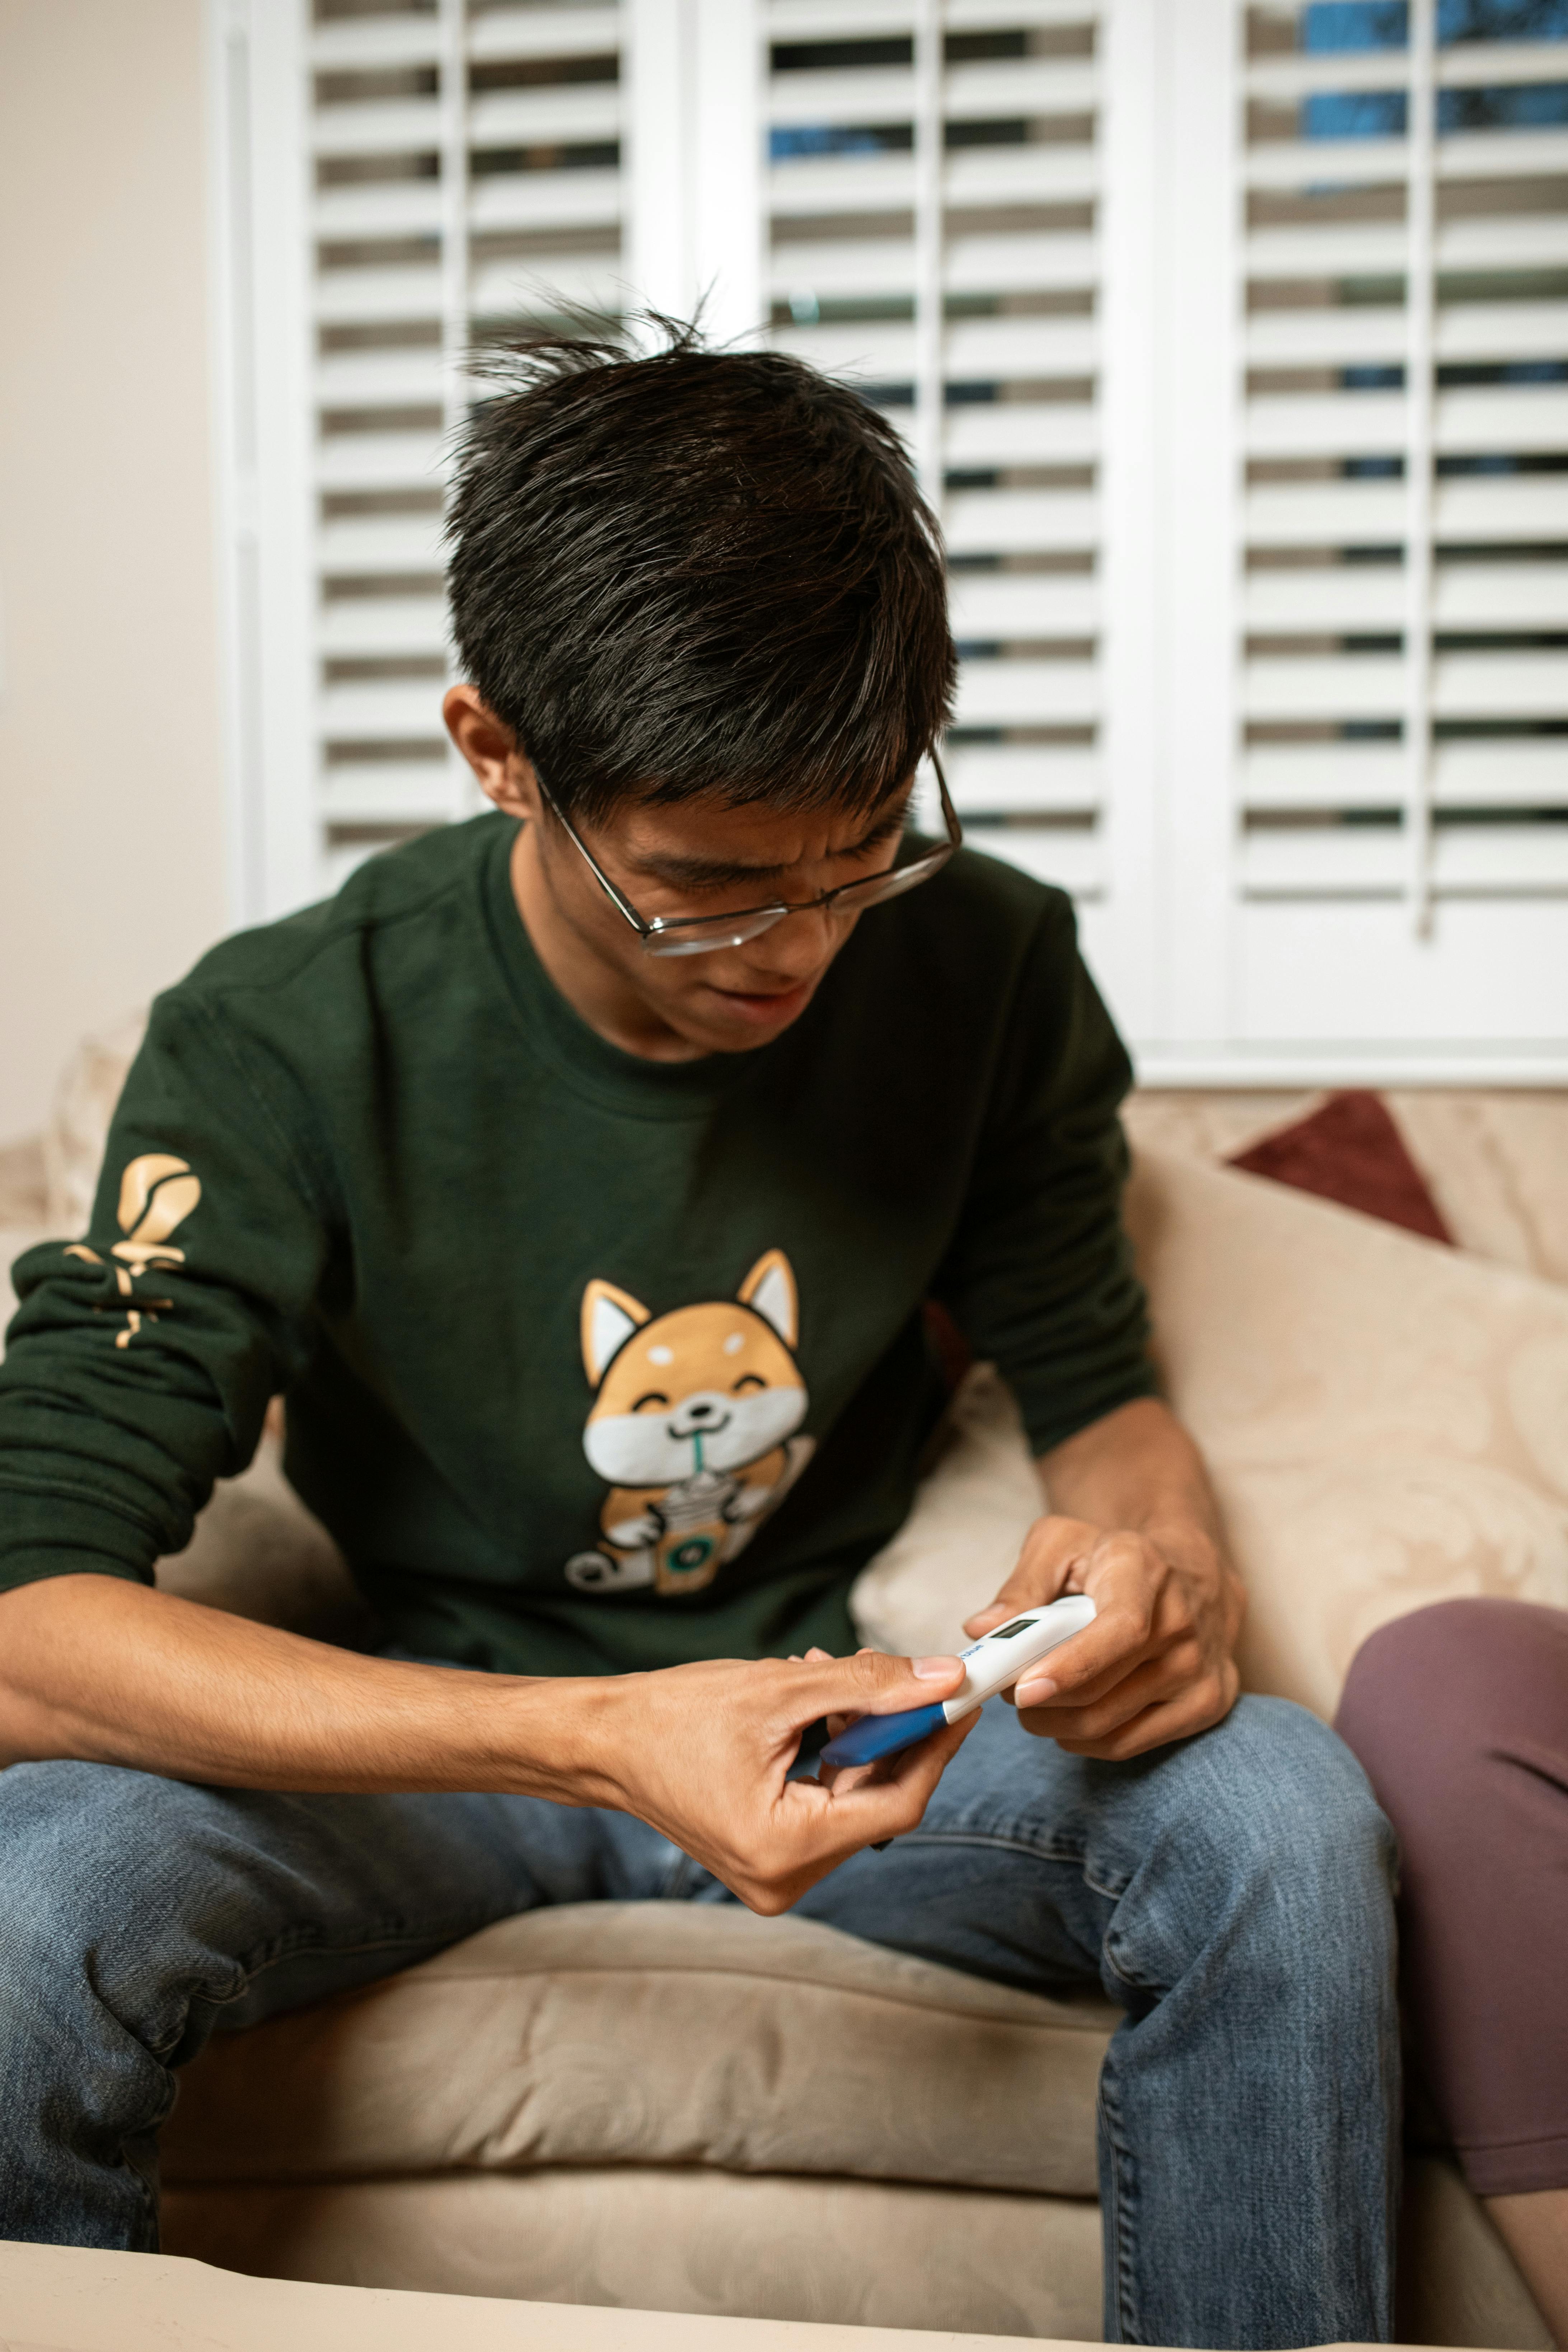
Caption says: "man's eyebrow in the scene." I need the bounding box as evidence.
[629,797,911,892]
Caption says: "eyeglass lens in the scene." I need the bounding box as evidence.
[643,845,952,958]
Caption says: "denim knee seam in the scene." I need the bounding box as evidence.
[896,1827,1091,1869]
[142,1911,513,2060]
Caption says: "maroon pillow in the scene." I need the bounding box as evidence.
[1227,1090,1452,1245]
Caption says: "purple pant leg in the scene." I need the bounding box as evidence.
[1336,1596,1568,2196]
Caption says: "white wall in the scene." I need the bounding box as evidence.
[0,0,229,1147]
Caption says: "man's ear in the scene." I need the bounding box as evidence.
[581,1278,652,1386]
[443,684,541,820]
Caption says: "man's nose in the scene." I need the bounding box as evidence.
[735,905,840,982]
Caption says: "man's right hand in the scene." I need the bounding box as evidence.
[0,1575,970,1916]
[559,1648,972,1913]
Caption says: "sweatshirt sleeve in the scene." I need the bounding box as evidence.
[932,895,1159,1458]
[0,988,337,1596]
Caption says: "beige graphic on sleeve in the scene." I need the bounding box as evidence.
[565,1248,816,1598]
[64,1154,202,1348]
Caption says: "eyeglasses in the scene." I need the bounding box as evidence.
[535,755,963,959]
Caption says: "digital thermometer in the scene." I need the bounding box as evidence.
[819,1594,1097,1770]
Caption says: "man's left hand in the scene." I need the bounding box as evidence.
[964,1510,1244,1761]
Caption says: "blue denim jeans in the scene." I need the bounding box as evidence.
[0,1693,1398,2348]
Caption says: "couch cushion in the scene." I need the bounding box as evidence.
[163,2170,1104,2342]
[163,1902,1115,2201]
[1122,1087,1568,1284]
[1226,1089,1452,1243]
[856,1148,1568,1720]
[161,2156,1553,2351]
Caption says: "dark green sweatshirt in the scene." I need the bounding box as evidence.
[0,814,1155,1675]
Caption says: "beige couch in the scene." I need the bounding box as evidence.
[3,1039,1566,2347]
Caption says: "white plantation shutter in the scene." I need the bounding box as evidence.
[1232,0,1568,1059]
[763,4,1108,912]
[213,0,1568,1076]
[313,3,626,896]
[213,0,630,910]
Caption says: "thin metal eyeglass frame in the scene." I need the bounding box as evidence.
[535,754,963,958]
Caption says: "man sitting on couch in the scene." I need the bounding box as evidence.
[0,329,1397,2349]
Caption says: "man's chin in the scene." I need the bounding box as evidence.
[687,974,819,1048]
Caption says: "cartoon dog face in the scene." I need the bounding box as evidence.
[580,1250,808,1489]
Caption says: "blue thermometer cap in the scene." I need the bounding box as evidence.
[819,1700,948,1771]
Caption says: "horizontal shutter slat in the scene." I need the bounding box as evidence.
[1245,476,1568,545]
[767,155,917,216]
[323,766,454,825]
[1433,651,1568,719]
[466,8,622,63]
[319,598,448,658]
[469,169,623,231]
[1244,561,1568,633]
[1242,741,1568,811]
[1437,301,1568,363]
[309,20,444,72]
[314,269,443,327]
[970,826,1105,897]
[318,520,447,575]
[314,186,447,239]
[316,353,446,406]
[1243,651,1568,722]
[1438,40,1568,89]
[467,89,622,145]
[471,256,624,314]
[1431,741,1568,806]
[315,433,445,492]
[768,0,1089,30]
[943,59,1099,116]
[945,400,1098,466]
[949,573,1100,635]
[944,743,1101,811]
[1241,828,1408,897]
[1246,52,1417,100]
[769,67,922,126]
[946,315,1099,373]
[767,58,1096,127]
[1245,303,1568,370]
[1244,387,1568,459]
[945,146,1100,203]
[1242,824,1568,899]
[319,683,448,740]
[767,146,1098,217]
[946,488,1100,553]
[313,101,442,158]
[1246,216,1568,278]
[948,230,1098,292]
[1244,655,1407,721]
[954,657,1100,726]
[1245,129,1568,188]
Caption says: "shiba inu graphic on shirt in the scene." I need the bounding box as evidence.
[564,1249,815,1598]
